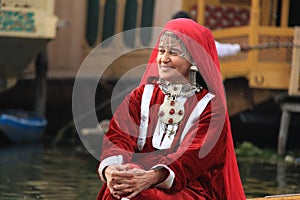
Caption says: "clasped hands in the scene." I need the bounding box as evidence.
[104,164,167,199]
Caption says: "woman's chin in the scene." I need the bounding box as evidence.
[159,75,174,82]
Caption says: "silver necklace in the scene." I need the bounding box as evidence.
[156,79,202,140]
[157,79,194,126]
[157,79,201,97]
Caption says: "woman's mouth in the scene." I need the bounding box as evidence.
[160,65,174,71]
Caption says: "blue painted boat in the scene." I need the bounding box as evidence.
[0,110,47,143]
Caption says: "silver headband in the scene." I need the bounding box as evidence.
[159,31,195,64]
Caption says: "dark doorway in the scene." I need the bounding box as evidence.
[289,0,300,26]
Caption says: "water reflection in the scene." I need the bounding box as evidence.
[0,144,299,199]
[239,158,300,198]
[0,144,101,200]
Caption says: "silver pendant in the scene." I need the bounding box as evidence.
[158,97,184,124]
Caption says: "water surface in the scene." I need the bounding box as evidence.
[0,144,100,200]
[0,144,299,199]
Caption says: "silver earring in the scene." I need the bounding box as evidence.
[189,65,202,92]
[189,65,198,88]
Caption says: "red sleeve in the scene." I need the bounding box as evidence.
[99,85,144,163]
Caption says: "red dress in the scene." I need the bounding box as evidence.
[97,84,245,200]
[97,18,246,200]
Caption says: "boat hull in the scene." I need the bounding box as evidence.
[0,110,47,144]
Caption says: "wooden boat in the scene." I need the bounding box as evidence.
[249,194,300,199]
[248,193,300,199]
[0,0,58,91]
[0,110,47,143]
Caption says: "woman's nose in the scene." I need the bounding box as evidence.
[161,52,170,63]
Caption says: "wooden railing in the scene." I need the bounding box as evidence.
[182,0,295,90]
[214,26,294,89]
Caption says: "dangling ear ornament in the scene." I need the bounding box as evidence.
[189,65,202,92]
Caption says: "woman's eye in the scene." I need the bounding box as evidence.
[158,48,182,56]
[169,50,178,56]
[158,49,165,54]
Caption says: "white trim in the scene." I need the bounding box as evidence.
[138,84,154,151]
[152,122,178,149]
[98,155,124,182]
[151,164,175,189]
[180,93,215,143]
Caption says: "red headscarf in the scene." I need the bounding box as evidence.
[140,18,219,84]
[140,18,246,199]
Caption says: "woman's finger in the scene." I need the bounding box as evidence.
[113,183,133,191]
[124,190,141,199]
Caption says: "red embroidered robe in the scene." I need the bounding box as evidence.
[97,84,245,200]
[97,18,245,200]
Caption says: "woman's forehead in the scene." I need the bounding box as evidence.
[159,31,182,48]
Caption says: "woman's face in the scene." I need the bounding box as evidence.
[157,35,191,83]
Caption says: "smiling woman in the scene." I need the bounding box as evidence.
[96,18,245,200]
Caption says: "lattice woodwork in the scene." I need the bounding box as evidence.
[258,36,293,63]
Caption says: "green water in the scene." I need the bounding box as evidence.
[0,144,299,199]
[0,144,100,200]
[239,158,300,198]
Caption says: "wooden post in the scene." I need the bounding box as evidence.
[248,0,260,75]
[135,0,143,47]
[280,0,290,27]
[34,47,48,117]
[288,26,300,96]
[277,106,291,156]
[277,27,300,156]
[116,0,126,34]
[278,102,300,155]
[196,0,206,26]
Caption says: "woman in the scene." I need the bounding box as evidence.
[97,18,246,200]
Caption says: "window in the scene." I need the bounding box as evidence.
[86,0,99,47]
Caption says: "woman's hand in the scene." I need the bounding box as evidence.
[122,168,169,199]
[104,164,135,199]
[104,164,169,199]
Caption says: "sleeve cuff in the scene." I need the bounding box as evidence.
[151,164,175,189]
[98,155,124,182]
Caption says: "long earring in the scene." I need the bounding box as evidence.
[189,65,202,92]
[189,65,198,88]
